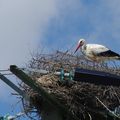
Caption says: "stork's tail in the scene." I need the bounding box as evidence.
[116,55,120,60]
[117,57,120,60]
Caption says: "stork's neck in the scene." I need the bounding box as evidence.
[81,43,87,54]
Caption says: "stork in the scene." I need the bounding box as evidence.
[74,39,120,63]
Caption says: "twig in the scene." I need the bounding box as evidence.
[87,112,92,120]
[95,96,120,119]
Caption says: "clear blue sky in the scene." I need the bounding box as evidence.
[0,0,120,119]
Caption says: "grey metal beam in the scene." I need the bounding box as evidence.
[0,73,29,100]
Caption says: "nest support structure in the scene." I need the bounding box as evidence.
[20,51,120,120]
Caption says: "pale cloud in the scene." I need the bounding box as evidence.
[0,0,58,69]
[0,0,58,103]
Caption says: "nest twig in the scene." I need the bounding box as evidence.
[19,51,120,120]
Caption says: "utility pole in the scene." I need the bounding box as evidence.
[10,65,79,120]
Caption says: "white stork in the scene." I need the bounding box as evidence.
[74,39,120,62]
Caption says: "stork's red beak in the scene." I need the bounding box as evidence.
[74,43,81,53]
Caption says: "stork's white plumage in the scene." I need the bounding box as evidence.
[74,39,120,62]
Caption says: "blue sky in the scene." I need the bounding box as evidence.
[42,0,120,52]
[0,0,120,119]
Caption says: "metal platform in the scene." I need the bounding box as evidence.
[74,68,120,86]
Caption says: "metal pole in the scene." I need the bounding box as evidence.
[10,65,79,120]
[10,65,65,108]
[0,73,28,100]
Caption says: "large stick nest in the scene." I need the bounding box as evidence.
[21,51,120,120]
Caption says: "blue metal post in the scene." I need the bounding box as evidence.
[60,68,64,81]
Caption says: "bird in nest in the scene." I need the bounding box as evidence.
[74,39,120,63]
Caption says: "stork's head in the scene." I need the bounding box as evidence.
[74,39,85,53]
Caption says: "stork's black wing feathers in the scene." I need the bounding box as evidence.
[97,50,120,57]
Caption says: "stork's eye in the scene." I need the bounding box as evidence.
[80,41,83,44]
